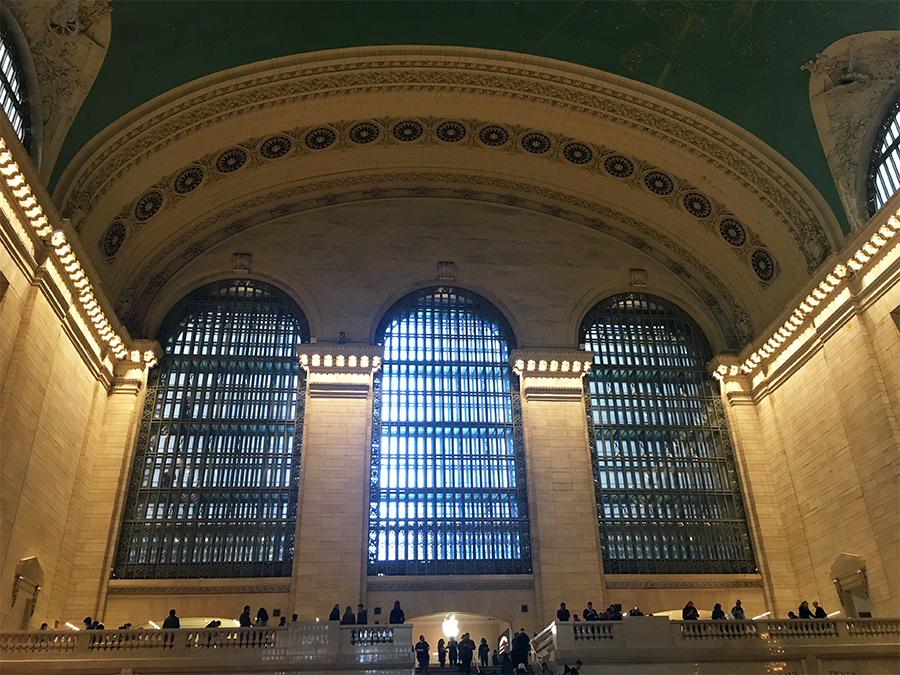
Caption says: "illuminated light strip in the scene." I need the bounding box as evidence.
[299,353,381,370]
[715,207,900,381]
[2,136,158,367]
[512,358,592,376]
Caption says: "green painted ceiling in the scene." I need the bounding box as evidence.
[56,1,900,232]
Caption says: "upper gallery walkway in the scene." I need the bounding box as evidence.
[2,618,900,674]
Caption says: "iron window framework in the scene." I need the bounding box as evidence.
[868,99,900,215]
[114,279,309,579]
[0,23,29,150]
[581,294,756,575]
[369,287,531,575]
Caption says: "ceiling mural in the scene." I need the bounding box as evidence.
[50,0,900,231]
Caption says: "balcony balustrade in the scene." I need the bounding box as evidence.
[1,622,415,674]
[532,618,900,675]
[3,618,899,674]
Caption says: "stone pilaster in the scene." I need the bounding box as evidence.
[67,351,153,622]
[291,345,383,620]
[709,354,796,618]
[510,348,606,626]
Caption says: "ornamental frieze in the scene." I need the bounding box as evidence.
[97,116,777,289]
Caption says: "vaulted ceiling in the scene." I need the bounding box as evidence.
[18,1,898,350]
[53,0,900,228]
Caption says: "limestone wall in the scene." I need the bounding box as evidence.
[718,206,900,619]
[1,135,150,630]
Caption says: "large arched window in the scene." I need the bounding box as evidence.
[0,21,30,150]
[369,287,530,575]
[581,294,755,575]
[114,280,309,579]
[868,99,900,215]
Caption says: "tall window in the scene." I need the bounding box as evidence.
[869,100,900,215]
[0,23,30,149]
[581,294,755,575]
[114,280,308,579]
[369,287,531,575]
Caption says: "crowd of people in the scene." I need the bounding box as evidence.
[681,598,829,621]
[554,598,830,623]
[420,628,531,674]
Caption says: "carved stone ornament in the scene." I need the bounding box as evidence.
[630,268,648,287]
[107,584,290,596]
[437,260,456,281]
[232,252,251,271]
[4,1,111,181]
[804,32,900,230]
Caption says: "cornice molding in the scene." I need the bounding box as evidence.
[367,579,534,593]
[107,584,291,596]
[299,345,383,399]
[715,215,900,404]
[605,579,763,590]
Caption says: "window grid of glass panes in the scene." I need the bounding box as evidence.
[369,288,531,575]
[581,294,755,574]
[869,100,900,215]
[113,280,308,579]
[0,25,29,149]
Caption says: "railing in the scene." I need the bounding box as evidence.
[848,619,900,637]
[349,626,398,646]
[572,622,615,641]
[532,618,900,673]
[0,623,415,673]
[678,619,759,640]
[2,627,281,654]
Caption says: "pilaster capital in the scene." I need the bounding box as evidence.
[709,354,755,405]
[510,348,594,402]
[108,360,147,395]
[297,344,384,399]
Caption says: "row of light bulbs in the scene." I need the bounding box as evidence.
[0,136,156,368]
[513,358,592,375]
[299,353,381,369]
[715,209,900,381]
